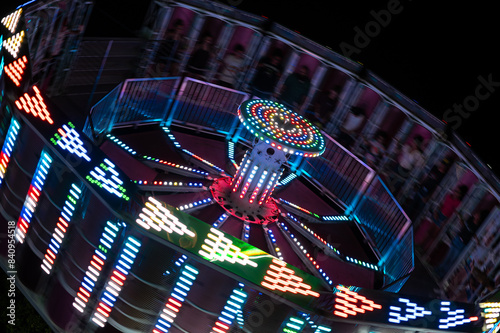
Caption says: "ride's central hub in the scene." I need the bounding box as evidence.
[210,99,325,224]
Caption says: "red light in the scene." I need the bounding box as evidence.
[99,302,111,312]
[333,285,382,318]
[96,307,109,317]
[14,86,54,124]
[261,258,319,297]
[4,56,28,86]
[110,275,124,286]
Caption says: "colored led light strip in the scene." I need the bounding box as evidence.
[142,155,208,176]
[388,297,432,324]
[182,148,226,174]
[199,228,258,267]
[212,213,228,228]
[261,258,320,297]
[4,55,27,86]
[281,316,306,333]
[14,85,54,125]
[286,214,378,271]
[177,198,212,212]
[41,183,82,274]
[266,228,283,260]
[232,155,250,192]
[211,287,248,333]
[1,9,22,33]
[15,151,52,243]
[0,55,4,80]
[481,302,500,330]
[259,171,279,204]
[239,165,258,199]
[134,180,203,188]
[279,222,333,285]
[249,170,267,203]
[162,126,226,174]
[228,141,236,165]
[0,117,21,184]
[73,221,120,313]
[106,134,137,155]
[87,158,129,201]
[152,264,199,333]
[333,285,382,318]
[235,287,245,328]
[16,0,39,10]
[388,298,478,329]
[438,301,478,329]
[299,313,332,333]
[322,215,349,221]
[51,122,91,162]
[91,236,141,328]
[278,172,297,186]
[489,321,500,333]
[344,256,379,271]
[242,222,250,240]
[162,126,181,148]
[137,196,195,237]
[279,198,321,219]
[2,30,25,59]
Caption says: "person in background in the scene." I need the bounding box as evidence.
[362,130,387,168]
[434,210,489,277]
[432,184,469,228]
[307,87,339,127]
[249,50,283,98]
[185,34,214,80]
[157,19,186,76]
[336,106,366,148]
[216,44,246,88]
[278,65,311,111]
[415,185,468,254]
[405,159,449,219]
[385,135,425,195]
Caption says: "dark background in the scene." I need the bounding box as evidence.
[86,0,500,173]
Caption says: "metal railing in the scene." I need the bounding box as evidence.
[84,77,179,139]
[351,176,413,289]
[83,76,413,292]
[165,77,250,134]
[300,134,374,209]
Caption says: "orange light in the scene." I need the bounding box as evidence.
[4,56,28,86]
[333,285,382,318]
[260,258,319,297]
[14,86,54,124]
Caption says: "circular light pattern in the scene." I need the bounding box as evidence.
[238,99,325,157]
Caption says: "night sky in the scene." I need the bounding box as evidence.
[86,0,500,173]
